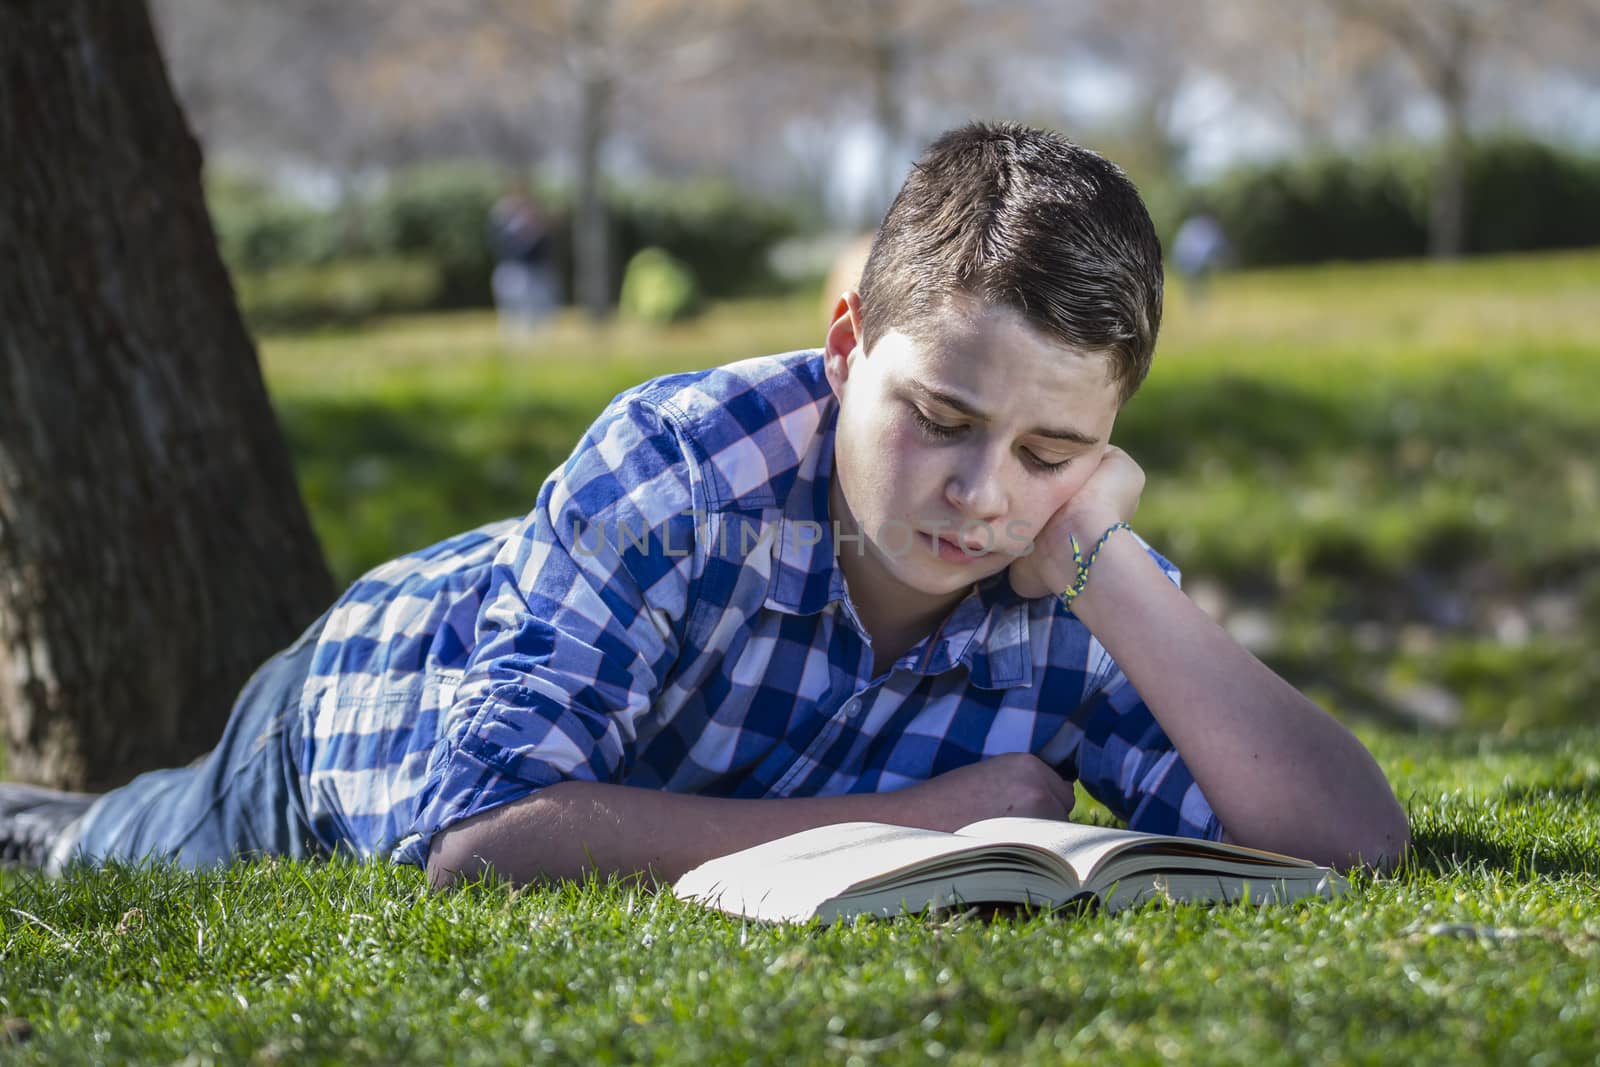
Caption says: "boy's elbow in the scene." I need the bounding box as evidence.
[1339,814,1412,877]
[426,823,501,891]
[425,828,468,890]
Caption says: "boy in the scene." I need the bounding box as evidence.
[2,122,1410,888]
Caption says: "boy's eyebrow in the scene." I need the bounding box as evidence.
[907,382,1101,445]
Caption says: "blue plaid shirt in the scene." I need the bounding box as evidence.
[296,349,1224,867]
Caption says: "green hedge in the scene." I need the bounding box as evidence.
[607,181,798,300]
[367,165,505,308]
[233,258,443,332]
[210,176,347,271]
[1190,136,1600,266]
[209,166,800,326]
[1464,138,1600,253]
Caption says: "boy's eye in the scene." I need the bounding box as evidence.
[912,406,1074,473]
[1023,450,1073,473]
[910,408,961,439]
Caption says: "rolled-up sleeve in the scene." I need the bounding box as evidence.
[398,396,701,862]
[1065,671,1226,841]
[1055,533,1226,842]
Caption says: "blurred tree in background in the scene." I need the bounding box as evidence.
[138,0,1600,325]
[1318,0,1599,258]
[349,0,758,321]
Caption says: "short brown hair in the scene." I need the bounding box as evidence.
[858,121,1164,405]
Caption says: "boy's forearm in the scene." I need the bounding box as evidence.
[426,780,926,890]
[1067,520,1411,872]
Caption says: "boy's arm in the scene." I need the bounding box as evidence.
[427,780,920,889]
[1058,513,1410,873]
[427,752,1082,889]
[402,396,701,872]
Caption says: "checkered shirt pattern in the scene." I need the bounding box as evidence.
[293,349,1224,866]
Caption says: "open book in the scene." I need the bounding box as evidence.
[672,817,1348,924]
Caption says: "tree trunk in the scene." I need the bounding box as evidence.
[868,23,904,221]
[1424,10,1472,260]
[0,1,336,790]
[574,0,615,323]
[1429,89,1469,260]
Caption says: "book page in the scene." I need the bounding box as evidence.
[673,821,1052,920]
[951,817,1323,883]
[951,818,1168,883]
[822,870,1089,923]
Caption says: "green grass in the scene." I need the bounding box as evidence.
[266,299,810,586]
[4,724,1598,1064]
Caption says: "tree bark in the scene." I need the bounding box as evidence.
[0,1,336,789]
[866,12,904,221]
[574,0,615,322]
[1428,75,1469,260]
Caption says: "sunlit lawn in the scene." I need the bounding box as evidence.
[4,724,1598,1064]
[4,250,1598,1064]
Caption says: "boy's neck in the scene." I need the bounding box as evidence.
[828,477,970,675]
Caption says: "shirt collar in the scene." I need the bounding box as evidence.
[761,392,1032,690]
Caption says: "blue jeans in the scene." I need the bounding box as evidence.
[51,610,330,872]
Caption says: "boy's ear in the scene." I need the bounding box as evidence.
[823,290,864,392]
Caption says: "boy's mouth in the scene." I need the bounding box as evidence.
[930,531,993,563]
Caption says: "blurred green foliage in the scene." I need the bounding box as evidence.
[367,165,507,308]
[233,258,444,331]
[609,181,799,300]
[209,165,800,329]
[1192,137,1600,265]
[619,247,703,323]
[208,173,347,271]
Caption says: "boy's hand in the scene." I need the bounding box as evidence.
[894,753,1076,834]
[1007,445,1145,600]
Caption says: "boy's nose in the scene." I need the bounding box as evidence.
[944,466,1007,527]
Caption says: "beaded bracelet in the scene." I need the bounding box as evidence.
[1055,521,1132,610]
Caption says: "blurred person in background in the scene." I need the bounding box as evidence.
[488,180,559,343]
[1171,212,1229,303]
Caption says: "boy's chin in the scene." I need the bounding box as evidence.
[891,551,1009,594]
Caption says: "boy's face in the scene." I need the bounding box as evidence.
[823,290,1123,612]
